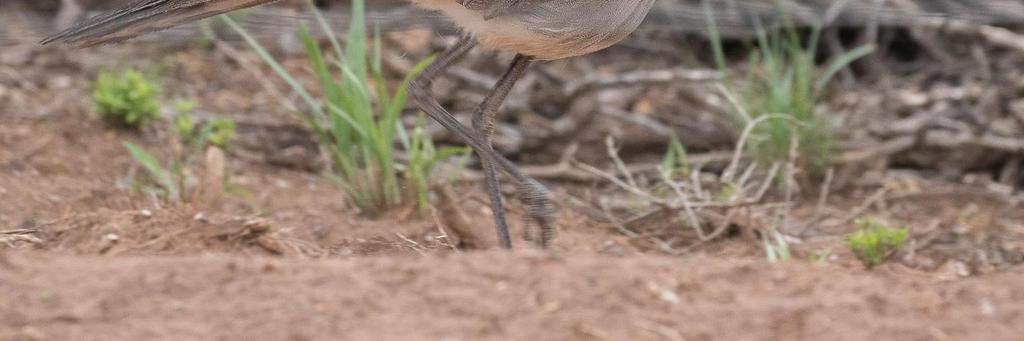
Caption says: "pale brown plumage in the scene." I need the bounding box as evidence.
[411,0,656,59]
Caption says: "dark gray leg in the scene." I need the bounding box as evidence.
[471,54,533,249]
[409,36,555,249]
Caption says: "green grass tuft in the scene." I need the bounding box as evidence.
[846,218,909,268]
[224,0,463,216]
[708,10,873,175]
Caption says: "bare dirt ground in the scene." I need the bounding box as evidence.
[4,252,1024,341]
[3,3,1024,340]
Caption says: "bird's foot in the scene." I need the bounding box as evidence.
[518,178,555,248]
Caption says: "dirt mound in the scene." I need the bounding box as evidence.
[2,251,1022,341]
[10,208,313,257]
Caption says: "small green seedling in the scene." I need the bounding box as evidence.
[123,141,179,199]
[809,248,833,264]
[403,114,471,216]
[206,119,237,149]
[763,228,791,263]
[174,101,236,152]
[124,101,237,201]
[659,134,691,180]
[846,218,909,268]
[94,69,161,128]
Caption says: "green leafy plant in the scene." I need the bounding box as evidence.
[124,101,236,200]
[659,135,691,180]
[846,218,909,268]
[224,0,460,216]
[176,102,236,151]
[94,69,161,128]
[123,141,179,198]
[809,248,833,264]
[707,9,873,174]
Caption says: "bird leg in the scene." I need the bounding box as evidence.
[471,54,533,249]
[409,34,555,249]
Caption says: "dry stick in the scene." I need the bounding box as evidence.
[576,162,666,205]
[753,162,782,201]
[593,153,782,248]
[428,207,460,251]
[838,129,1024,165]
[690,163,706,201]
[563,67,720,99]
[601,107,676,137]
[589,172,783,211]
[716,83,751,124]
[835,136,916,164]
[776,133,800,235]
[864,0,884,47]
[716,83,795,182]
[924,18,1024,56]
[733,162,758,202]
[598,200,640,238]
[394,232,428,256]
[659,167,707,240]
[681,207,740,253]
[722,113,798,183]
[632,318,687,341]
[580,143,718,244]
[578,84,806,247]
[606,136,640,189]
[0,228,44,247]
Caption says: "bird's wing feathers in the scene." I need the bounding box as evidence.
[42,0,278,46]
[460,0,556,20]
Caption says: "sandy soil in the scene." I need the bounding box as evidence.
[3,251,1023,341]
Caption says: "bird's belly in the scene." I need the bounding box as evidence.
[409,0,642,60]
[475,28,587,60]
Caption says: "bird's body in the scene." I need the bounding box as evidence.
[43,0,657,60]
[411,0,656,60]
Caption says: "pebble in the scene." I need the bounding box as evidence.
[980,298,996,317]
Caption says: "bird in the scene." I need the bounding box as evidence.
[42,0,659,250]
